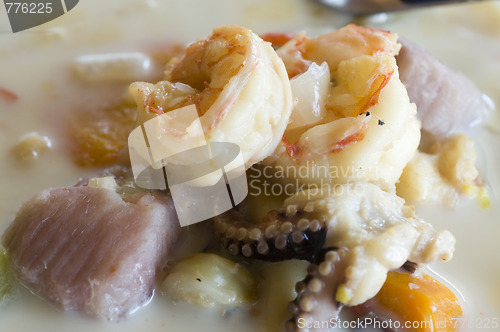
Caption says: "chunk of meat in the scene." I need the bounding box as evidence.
[2,186,180,320]
[397,39,486,138]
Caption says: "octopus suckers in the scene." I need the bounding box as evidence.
[228,243,240,256]
[310,219,320,232]
[297,218,310,231]
[318,261,332,276]
[275,234,288,250]
[307,278,322,293]
[299,295,315,312]
[325,250,339,262]
[248,228,261,241]
[295,281,307,294]
[291,231,304,244]
[306,264,317,275]
[303,202,315,213]
[220,221,228,233]
[241,243,253,257]
[227,226,237,238]
[265,225,280,239]
[257,241,269,255]
[280,222,293,234]
[236,228,248,241]
[285,204,298,216]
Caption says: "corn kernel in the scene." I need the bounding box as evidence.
[335,283,351,303]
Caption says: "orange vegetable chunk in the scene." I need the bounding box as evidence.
[372,271,463,331]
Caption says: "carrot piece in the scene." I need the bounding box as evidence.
[0,87,18,103]
[353,271,463,331]
[260,32,296,48]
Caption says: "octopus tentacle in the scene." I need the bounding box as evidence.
[213,206,327,262]
[214,182,455,331]
[286,248,347,332]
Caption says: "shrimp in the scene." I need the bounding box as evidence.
[267,24,421,187]
[129,25,293,169]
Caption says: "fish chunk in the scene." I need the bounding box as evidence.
[2,186,180,320]
[397,39,486,138]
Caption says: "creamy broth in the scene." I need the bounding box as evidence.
[1,1,499,331]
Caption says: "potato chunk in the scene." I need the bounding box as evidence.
[397,134,489,208]
[162,253,257,308]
